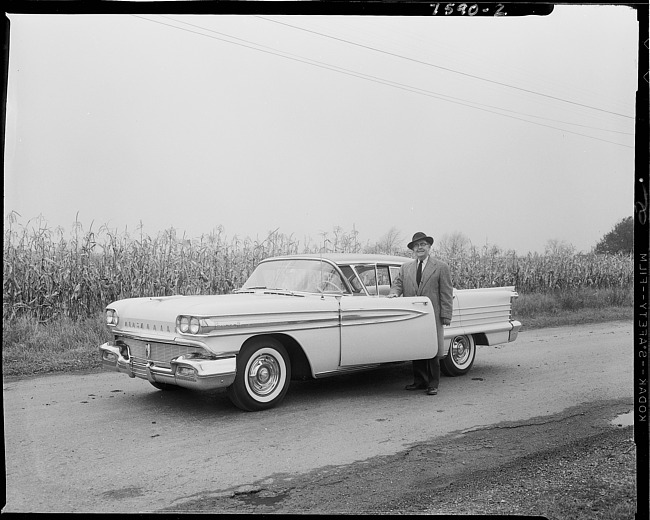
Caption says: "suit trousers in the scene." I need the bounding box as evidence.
[412,357,440,389]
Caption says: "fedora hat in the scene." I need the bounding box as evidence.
[407,232,434,250]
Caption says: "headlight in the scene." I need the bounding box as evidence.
[177,315,202,334]
[178,316,189,333]
[189,317,200,334]
[106,309,119,326]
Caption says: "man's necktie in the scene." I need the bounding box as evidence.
[416,260,422,285]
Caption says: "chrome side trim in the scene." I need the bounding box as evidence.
[197,311,341,336]
[314,361,407,378]
[191,307,427,336]
[340,307,429,327]
[314,364,382,378]
[442,320,522,344]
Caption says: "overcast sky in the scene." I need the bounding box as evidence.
[3,4,639,254]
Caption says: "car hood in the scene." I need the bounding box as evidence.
[107,292,324,337]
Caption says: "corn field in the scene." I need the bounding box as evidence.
[444,248,633,292]
[3,215,633,322]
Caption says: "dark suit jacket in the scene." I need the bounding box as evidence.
[389,255,453,357]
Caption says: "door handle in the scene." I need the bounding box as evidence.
[413,301,429,305]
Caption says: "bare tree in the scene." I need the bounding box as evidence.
[544,239,576,256]
[365,227,403,255]
[437,232,471,257]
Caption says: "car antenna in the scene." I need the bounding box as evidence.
[320,249,324,299]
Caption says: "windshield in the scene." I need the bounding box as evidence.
[240,259,350,294]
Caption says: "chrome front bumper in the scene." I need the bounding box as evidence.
[99,342,236,391]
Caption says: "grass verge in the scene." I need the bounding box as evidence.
[512,286,632,330]
[2,315,112,377]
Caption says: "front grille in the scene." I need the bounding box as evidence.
[131,358,149,378]
[118,337,208,369]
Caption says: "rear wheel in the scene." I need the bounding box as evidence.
[441,335,476,376]
[227,337,291,411]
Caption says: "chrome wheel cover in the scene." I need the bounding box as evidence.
[451,336,472,367]
[246,353,282,397]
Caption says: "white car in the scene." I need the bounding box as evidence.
[100,254,521,411]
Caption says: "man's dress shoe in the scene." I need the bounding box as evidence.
[405,384,425,391]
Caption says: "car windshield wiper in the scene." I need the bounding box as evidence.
[237,286,293,292]
[237,287,305,297]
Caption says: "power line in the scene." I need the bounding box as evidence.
[255,16,634,120]
[450,100,633,136]
[132,15,633,148]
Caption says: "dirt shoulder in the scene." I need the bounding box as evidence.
[163,399,638,518]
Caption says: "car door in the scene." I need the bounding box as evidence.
[338,295,438,366]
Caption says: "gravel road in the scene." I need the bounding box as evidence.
[3,321,636,513]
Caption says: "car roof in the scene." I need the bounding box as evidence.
[262,253,411,265]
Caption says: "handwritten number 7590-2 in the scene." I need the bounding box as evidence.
[431,3,506,16]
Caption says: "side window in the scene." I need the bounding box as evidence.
[352,265,392,296]
[389,266,400,285]
[376,266,390,286]
[356,265,377,294]
[376,266,391,296]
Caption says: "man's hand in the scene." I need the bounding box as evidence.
[387,293,398,298]
[442,318,451,326]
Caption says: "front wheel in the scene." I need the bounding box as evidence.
[227,337,291,411]
[440,335,476,376]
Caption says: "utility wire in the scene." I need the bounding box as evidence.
[132,15,633,148]
[454,102,633,136]
[256,16,634,120]
[152,15,631,136]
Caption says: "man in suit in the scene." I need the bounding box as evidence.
[388,231,453,395]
